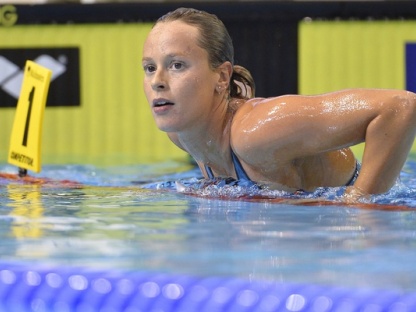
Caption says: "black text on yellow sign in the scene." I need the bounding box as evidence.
[8,61,51,173]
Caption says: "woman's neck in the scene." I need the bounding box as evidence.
[173,99,234,171]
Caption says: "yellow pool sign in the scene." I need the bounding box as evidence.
[8,61,51,173]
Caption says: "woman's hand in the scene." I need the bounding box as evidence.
[341,186,371,204]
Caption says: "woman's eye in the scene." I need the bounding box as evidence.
[170,62,184,70]
[143,64,156,73]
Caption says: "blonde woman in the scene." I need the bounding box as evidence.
[142,8,416,201]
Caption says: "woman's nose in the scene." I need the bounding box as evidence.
[151,70,167,91]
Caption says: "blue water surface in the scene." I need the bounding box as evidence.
[0,159,416,293]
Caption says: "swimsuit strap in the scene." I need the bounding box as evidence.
[345,161,361,186]
[203,149,253,182]
[230,149,252,181]
[204,164,215,180]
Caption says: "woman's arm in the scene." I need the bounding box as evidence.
[346,89,416,195]
[233,89,416,194]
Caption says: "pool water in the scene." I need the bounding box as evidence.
[0,158,416,296]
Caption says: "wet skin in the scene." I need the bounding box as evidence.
[143,20,416,196]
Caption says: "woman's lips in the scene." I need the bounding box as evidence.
[152,98,174,113]
[153,98,174,107]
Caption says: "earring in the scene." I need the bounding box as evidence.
[216,86,222,94]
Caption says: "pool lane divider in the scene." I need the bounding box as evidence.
[0,172,83,188]
[0,261,415,312]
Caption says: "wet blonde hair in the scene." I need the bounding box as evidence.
[156,7,256,99]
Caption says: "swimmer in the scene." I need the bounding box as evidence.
[142,7,416,201]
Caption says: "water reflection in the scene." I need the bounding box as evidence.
[0,163,416,291]
[7,184,44,239]
[184,196,416,289]
[1,184,193,269]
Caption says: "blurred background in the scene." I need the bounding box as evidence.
[1,1,416,166]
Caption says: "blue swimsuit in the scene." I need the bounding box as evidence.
[204,150,360,187]
[204,150,251,181]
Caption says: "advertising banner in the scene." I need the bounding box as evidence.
[0,23,188,165]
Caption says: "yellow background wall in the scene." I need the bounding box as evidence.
[0,24,188,166]
[2,21,416,166]
[299,20,416,158]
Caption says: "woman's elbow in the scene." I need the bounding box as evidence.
[405,91,416,122]
[392,90,416,125]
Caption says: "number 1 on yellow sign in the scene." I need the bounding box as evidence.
[8,61,52,174]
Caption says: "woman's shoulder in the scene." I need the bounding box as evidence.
[234,95,299,110]
[230,97,275,156]
[232,96,291,121]
[232,97,264,115]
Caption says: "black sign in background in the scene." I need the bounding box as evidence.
[0,47,80,107]
[407,43,416,94]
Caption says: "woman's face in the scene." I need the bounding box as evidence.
[142,20,220,133]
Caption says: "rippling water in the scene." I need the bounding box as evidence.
[0,160,416,292]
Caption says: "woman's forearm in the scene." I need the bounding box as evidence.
[349,90,416,195]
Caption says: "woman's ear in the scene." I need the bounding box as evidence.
[216,61,233,90]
